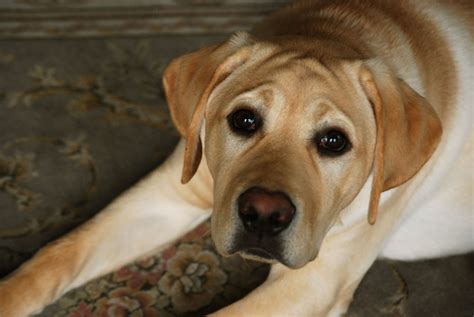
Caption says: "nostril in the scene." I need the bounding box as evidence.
[269,210,292,226]
[240,206,259,231]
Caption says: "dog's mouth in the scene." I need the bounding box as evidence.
[237,247,281,265]
[243,247,275,260]
[231,236,289,264]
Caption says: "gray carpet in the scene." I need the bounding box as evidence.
[0,35,472,316]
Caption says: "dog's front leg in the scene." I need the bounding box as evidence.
[211,185,415,317]
[210,242,363,317]
[0,140,212,317]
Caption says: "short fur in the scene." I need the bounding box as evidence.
[0,1,472,316]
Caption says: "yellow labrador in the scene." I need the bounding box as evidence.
[1,0,472,316]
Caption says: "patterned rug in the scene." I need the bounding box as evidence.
[0,32,472,317]
[40,222,270,316]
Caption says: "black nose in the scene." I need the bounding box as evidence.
[238,187,295,235]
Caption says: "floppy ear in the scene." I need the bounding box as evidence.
[359,61,442,224]
[162,32,253,184]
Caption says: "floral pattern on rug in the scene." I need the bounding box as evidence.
[5,42,173,131]
[45,222,269,317]
[0,37,190,272]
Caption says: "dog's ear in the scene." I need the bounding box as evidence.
[359,61,442,224]
[163,32,253,184]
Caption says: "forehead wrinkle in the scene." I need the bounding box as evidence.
[318,58,345,82]
[303,69,360,124]
[310,98,356,135]
[251,48,324,80]
[225,81,276,111]
[292,62,330,85]
[312,101,334,119]
[232,80,274,99]
[258,88,274,106]
[328,95,359,124]
[258,57,358,133]
[296,57,349,93]
[271,63,330,107]
[250,48,301,75]
[247,51,328,91]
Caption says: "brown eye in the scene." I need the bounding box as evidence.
[228,109,261,135]
[316,130,350,156]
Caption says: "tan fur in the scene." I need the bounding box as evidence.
[360,62,442,223]
[0,1,471,316]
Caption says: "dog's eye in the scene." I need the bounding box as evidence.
[228,109,261,135]
[316,130,351,156]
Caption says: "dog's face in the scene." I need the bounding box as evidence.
[163,34,441,269]
[204,50,376,267]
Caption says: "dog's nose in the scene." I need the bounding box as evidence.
[238,187,295,235]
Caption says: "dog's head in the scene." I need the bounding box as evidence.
[163,33,441,268]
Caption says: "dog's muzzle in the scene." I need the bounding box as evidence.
[233,187,295,262]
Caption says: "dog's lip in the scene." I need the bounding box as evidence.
[242,247,276,260]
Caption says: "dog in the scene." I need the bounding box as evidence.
[0,0,472,316]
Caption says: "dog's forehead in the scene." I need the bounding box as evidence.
[214,50,368,123]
